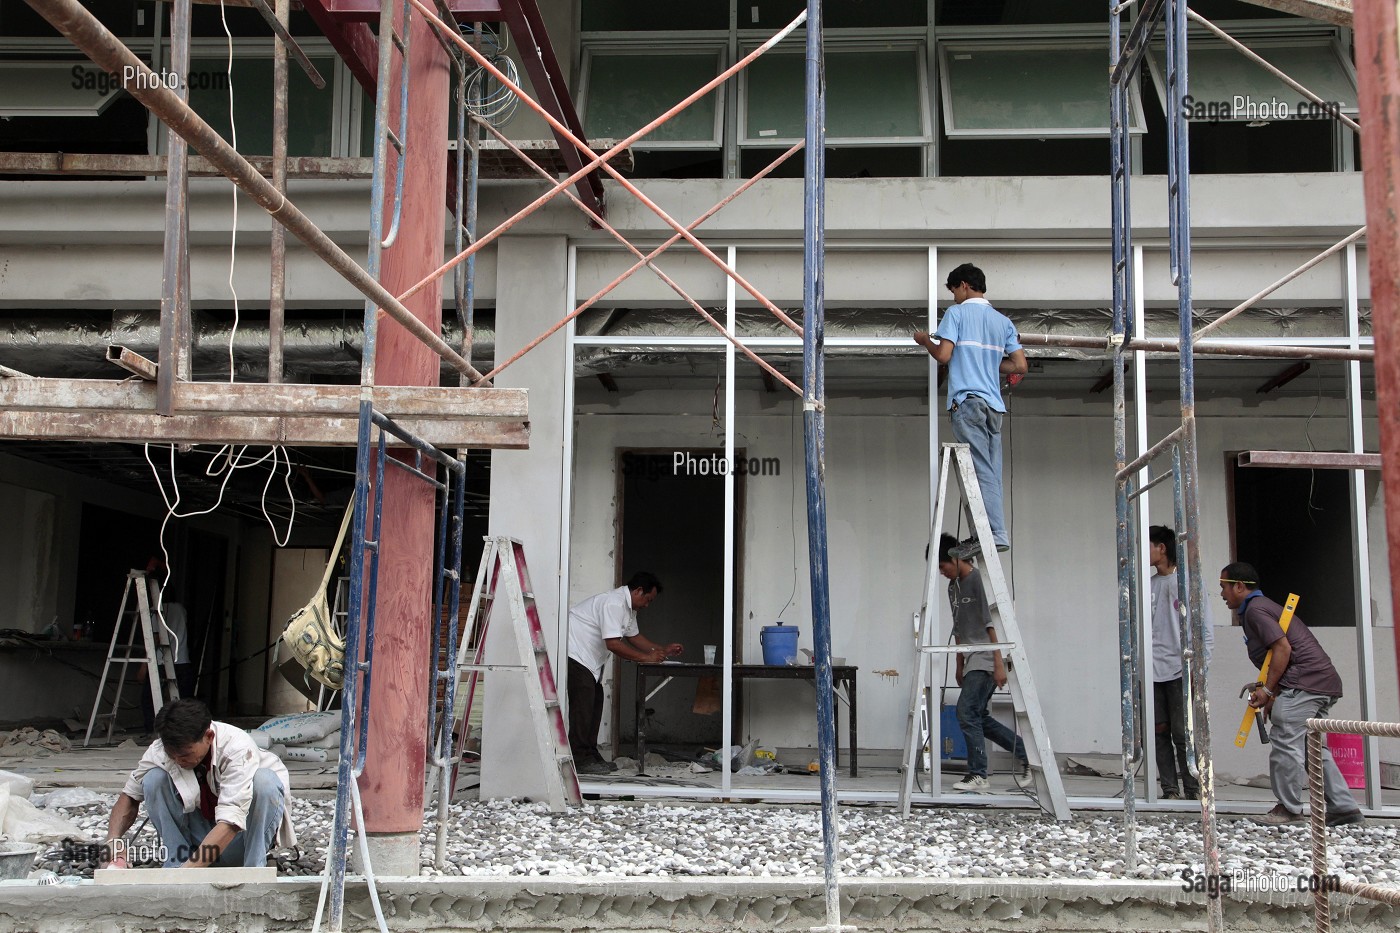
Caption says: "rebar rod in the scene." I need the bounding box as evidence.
[472,119,802,395]
[19,0,490,386]
[473,139,806,389]
[400,0,807,338]
[1186,8,1361,134]
[1307,730,1332,933]
[1194,227,1367,339]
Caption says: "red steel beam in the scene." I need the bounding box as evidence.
[323,0,498,19]
[1354,3,1400,689]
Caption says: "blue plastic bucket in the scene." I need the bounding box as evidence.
[760,623,799,666]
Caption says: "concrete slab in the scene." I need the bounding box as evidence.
[1,875,1396,932]
[95,866,277,885]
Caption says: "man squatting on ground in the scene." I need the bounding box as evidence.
[938,534,1029,793]
[102,698,295,868]
[1149,525,1212,799]
[567,572,682,775]
[1220,563,1363,826]
[913,263,1028,560]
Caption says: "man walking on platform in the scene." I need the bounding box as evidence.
[914,263,1027,559]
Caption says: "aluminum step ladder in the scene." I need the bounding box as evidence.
[430,536,580,818]
[85,569,181,746]
[899,442,1070,820]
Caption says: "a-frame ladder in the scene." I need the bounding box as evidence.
[899,443,1070,820]
[431,536,580,812]
[85,569,181,746]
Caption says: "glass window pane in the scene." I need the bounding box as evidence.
[187,55,335,155]
[584,53,720,145]
[753,0,925,29]
[1149,42,1358,118]
[581,1,727,32]
[941,45,1128,135]
[746,49,924,141]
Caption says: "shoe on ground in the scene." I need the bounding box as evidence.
[603,759,619,772]
[1326,809,1365,827]
[1252,803,1305,825]
[1161,788,1183,800]
[577,759,611,775]
[952,773,992,793]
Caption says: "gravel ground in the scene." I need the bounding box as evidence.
[35,794,1400,887]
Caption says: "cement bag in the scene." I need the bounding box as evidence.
[0,770,34,800]
[2,793,86,843]
[254,711,341,746]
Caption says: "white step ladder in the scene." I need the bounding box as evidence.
[899,443,1070,820]
[85,569,181,746]
[430,536,580,814]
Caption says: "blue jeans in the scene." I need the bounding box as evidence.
[141,767,284,868]
[950,396,1008,548]
[956,669,1026,777]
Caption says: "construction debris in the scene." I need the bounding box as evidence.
[0,730,71,757]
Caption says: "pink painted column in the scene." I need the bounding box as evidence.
[360,4,450,841]
[1355,3,1400,694]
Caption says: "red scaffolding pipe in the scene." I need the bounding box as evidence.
[1354,3,1400,690]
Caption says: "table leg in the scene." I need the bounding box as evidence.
[635,667,647,777]
[848,676,858,777]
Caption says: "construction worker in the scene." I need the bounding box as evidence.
[103,699,296,868]
[913,262,1027,559]
[566,572,681,775]
[938,534,1028,793]
[1220,563,1363,826]
[1149,525,1212,799]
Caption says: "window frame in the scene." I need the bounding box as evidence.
[737,36,934,147]
[937,38,1147,139]
[576,38,728,150]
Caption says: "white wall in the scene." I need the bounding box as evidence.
[569,385,1395,779]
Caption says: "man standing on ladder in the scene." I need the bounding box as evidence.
[913,263,1027,559]
[938,534,1029,792]
[566,573,681,774]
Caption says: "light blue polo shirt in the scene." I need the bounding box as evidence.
[934,297,1021,412]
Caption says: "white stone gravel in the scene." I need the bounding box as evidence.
[38,794,1399,889]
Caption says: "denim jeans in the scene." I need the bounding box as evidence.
[1154,678,1198,796]
[141,767,284,867]
[950,396,1008,547]
[956,669,1026,777]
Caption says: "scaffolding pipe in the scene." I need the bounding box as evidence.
[156,0,191,415]
[800,3,844,931]
[472,119,802,395]
[473,138,806,389]
[1165,5,1223,931]
[19,0,490,386]
[1017,332,1373,361]
[401,0,808,339]
[267,0,289,384]
[1193,227,1366,339]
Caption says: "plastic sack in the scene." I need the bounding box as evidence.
[2,793,87,843]
[42,788,102,809]
[0,770,34,800]
[253,711,340,746]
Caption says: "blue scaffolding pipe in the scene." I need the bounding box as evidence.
[801,2,844,931]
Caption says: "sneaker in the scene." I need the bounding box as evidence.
[577,759,611,775]
[1015,760,1031,783]
[952,773,992,793]
[1252,803,1305,825]
[1161,788,1183,800]
[948,539,981,560]
[1326,809,1365,827]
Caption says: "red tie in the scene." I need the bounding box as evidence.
[193,752,217,821]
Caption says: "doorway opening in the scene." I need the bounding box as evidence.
[611,448,743,755]
[1228,457,1356,627]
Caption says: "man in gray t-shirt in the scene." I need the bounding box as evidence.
[938,534,1026,793]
